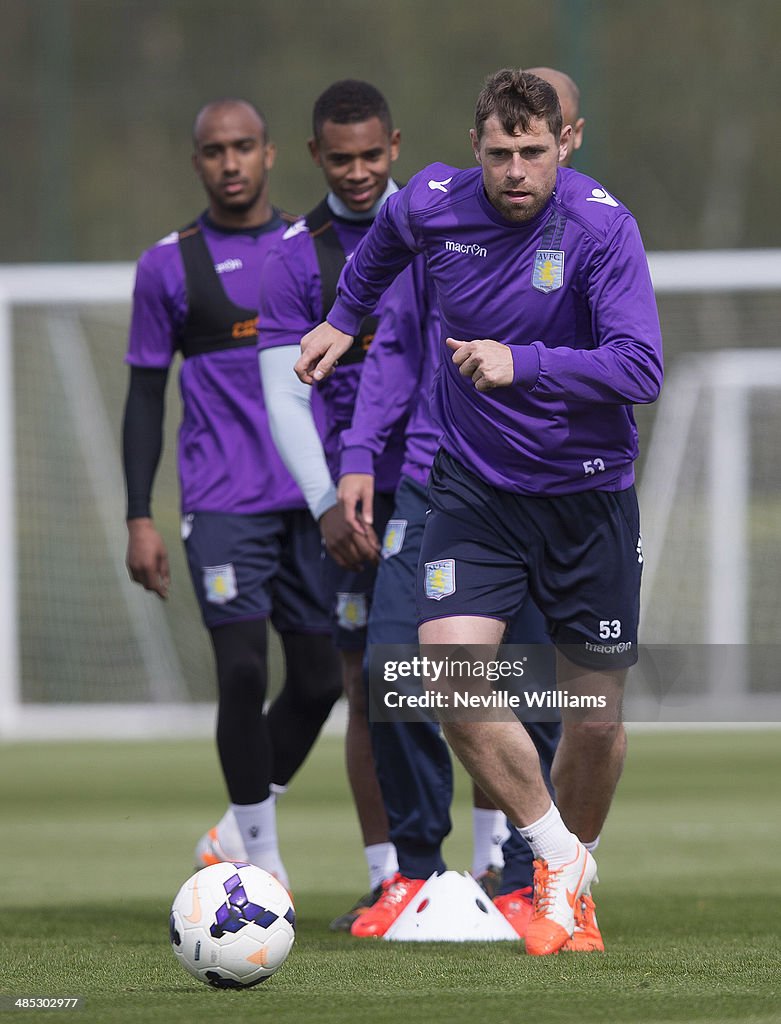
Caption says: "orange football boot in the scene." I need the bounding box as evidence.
[194,827,228,867]
[524,845,597,956]
[562,893,604,952]
[493,886,534,938]
[349,873,425,937]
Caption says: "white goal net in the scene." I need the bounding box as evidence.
[0,265,214,739]
[1,251,780,737]
[634,251,781,722]
[636,345,781,722]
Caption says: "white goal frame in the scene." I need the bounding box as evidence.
[1,249,781,738]
[0,263,216,739]
[636,347,781,722]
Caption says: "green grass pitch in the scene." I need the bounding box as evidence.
[1,729,779,1024]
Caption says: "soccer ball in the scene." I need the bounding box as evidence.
[169,862,295,988]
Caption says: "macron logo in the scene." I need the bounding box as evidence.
[445,240,487,258]
[214,258,243,274]
[428,176,453,193]
[585,187,619,207]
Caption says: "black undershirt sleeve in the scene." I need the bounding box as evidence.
[121,365,169,520]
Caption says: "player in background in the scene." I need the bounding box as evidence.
[122,99,342,890]
[256,81,415,924]
[526,66,584,166]
[334,66,585,941]
[297,69,663,955]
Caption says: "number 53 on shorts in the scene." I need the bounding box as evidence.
[599,619,622,639]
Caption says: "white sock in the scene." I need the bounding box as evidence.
[517,802,580,869]
[471,808,510,876]
[231,797,289,888]
[583,836,600,854]
[365,843,398,890]
[215,808,246,860]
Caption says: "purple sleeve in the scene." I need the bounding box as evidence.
[513,217,663,405]
[328,185,420,335]
[339,264,425,479]
[257,239,320,352]
[125,252,179,369]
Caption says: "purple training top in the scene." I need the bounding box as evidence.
[126,213,304,515]
[329,164,664,497]
[257,212,408,494]
[339,260,441,490]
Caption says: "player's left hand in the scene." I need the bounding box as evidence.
[447,338,513,392]
[337,472,376,536]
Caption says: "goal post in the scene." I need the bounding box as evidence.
[0,295,19,735]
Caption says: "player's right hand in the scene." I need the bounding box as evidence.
[126,517,170,599]
[319,504,380,571]
[295,322,353,384]
[447,337,514,391]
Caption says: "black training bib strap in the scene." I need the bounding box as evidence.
[305,200,345,317]
[177,222,258,359]
[305,200,377,366]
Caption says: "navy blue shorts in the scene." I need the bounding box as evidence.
[366,477,428,646]
[417,450,642,669]
[366,474,560,881]
[182,509,331,634]
[322,490,395,650]
[369,475,555,653]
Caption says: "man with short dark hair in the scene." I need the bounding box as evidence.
[257,80,415,922]
[123,99,342,888]
[298,68,663,955]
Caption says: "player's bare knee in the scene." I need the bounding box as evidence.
[562,717,625,754]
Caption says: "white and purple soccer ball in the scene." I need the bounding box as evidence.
[169,862,295,988]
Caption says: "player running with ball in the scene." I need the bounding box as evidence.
[297,69,663,955]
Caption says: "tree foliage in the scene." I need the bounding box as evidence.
[2,0,780,260]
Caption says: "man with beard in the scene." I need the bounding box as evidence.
[333,66,588,943]
[297,69,663,955]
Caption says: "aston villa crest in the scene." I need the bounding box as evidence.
[381,519,407,559]
[424,559,456,601]
[336,592,368,630]
[532,249,565,292]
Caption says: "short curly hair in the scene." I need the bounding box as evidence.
[312,79,393,140]
[474,69,562,141]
